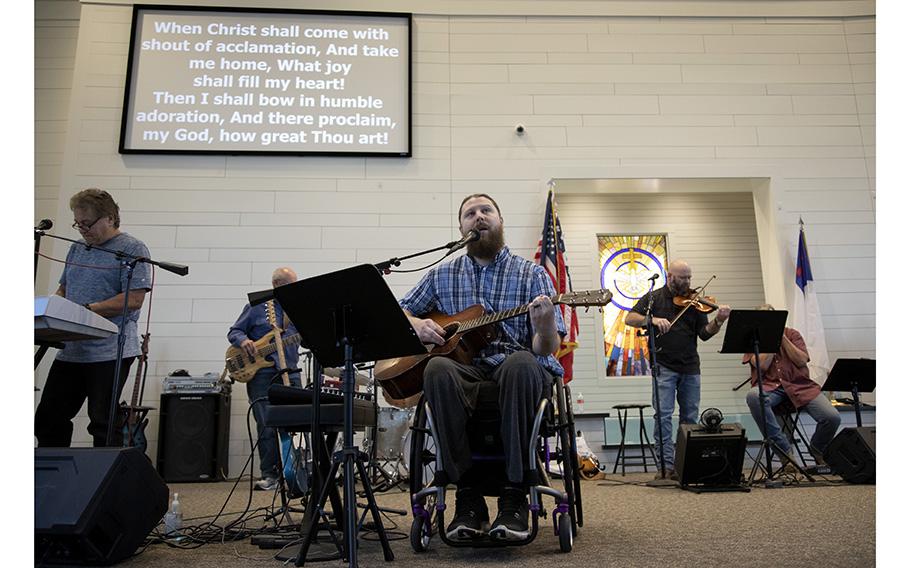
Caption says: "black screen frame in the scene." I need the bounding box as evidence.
[118,4,412,157]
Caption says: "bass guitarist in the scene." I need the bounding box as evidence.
[227,266,300,491]
[398,194,566,543]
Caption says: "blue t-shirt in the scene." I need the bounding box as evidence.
[56,232,152,363]
[400,246,566,377]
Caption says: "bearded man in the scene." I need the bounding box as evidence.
[399,194,566,542]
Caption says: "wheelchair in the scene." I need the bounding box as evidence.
[407,375,584,553]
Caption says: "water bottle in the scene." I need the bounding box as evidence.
[575,391,585,414]
[163,492,183,536]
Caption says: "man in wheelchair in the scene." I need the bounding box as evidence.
[399,194,566,541]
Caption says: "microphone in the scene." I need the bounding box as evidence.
[158,261,190,276]
[36,219,53,231]
[648,273,660,282]
[446,229,480,252]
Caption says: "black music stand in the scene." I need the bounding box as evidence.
[274,264,426,567]
[822,358,876,427]
[719,309,813,486]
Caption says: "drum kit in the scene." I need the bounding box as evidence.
[323,365,416,488]
[367,407,415,486]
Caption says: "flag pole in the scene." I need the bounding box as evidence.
[547,179,563,294]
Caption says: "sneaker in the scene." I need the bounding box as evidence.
[772,445,795,463]
[445,487,489,541]
[780,463,801,476]
[653,468,678,481]
[255,476,279,491]
[489,487,529,541]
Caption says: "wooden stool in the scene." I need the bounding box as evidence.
[611,403,659,475]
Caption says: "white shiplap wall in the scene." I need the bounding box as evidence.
[35,2,875,476]
[35,0,81,292]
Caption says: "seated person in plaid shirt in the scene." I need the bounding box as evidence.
[399,194,566,542]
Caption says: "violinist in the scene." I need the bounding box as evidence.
[625,260,731,479]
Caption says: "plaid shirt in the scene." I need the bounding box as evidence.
[400,246,566,377]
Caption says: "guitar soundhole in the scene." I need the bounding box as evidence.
[442,323,459,340]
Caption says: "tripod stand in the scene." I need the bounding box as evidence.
[274,264,426,567]
[720,310,814,487]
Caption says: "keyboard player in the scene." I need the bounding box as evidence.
[35,189,151,447]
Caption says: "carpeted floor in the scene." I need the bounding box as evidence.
[114,470,874,568]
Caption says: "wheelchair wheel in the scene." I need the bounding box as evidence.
[555,383,582,535]
[410,516,432,552]
[408,399,438,545]
[557,513,573,552]
[408,399,438,494]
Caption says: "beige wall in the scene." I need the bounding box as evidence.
[35,0,875,475]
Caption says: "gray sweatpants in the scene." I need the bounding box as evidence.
[423,351,553,485]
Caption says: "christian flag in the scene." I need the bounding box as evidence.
[792,222,831,385]
[534,189,579,382]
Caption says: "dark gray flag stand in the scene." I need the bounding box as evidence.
[274,264,426,567]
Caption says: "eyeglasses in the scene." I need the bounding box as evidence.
[72,216,103,231]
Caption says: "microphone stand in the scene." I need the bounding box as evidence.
[642,279,674,487]
[35,224,50,284]
[374,231,478,274]
[248,233,478,308]
[38,231,189,446]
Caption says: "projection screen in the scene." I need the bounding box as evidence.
[119,5,411,156]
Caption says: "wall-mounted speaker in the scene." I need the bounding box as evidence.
[824,426,875,484]
[35,447,168,565]
[675,423,747,488]
[156,392,230,482]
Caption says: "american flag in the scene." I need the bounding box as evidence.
[534,189,579,382]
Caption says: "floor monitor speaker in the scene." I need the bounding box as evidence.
[35,447,168,565]
[824,426,875,484]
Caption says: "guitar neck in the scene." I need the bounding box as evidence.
[129,358,144,406]
[259,333,301,358]
[458,296,558,334]
[129,334,150,407]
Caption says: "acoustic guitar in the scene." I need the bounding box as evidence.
[375,289,611,402]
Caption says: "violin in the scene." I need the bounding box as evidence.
[658,275,722,335]
[673,289,720,313]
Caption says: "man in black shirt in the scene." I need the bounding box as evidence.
[625,260,730,478]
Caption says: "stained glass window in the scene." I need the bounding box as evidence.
[598,235,668,377]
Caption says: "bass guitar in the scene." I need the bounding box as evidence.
[120,332,153,452]
[224,330,302,383]
[375,289,611,402]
